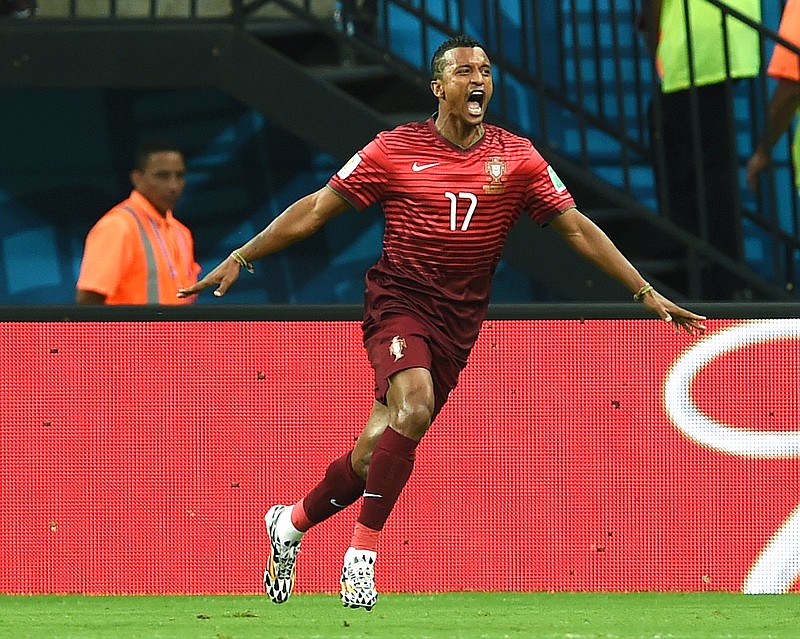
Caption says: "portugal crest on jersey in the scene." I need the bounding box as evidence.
[484,156,507,194]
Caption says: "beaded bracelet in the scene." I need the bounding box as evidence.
[633,283,654,302]
[230,250,255,274]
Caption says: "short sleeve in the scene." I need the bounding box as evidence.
[327,136,389,211]
[522,149,576,226]
[767,1,800,82]
[75,212,134,297]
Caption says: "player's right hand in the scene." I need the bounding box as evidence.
[177,256,241,298]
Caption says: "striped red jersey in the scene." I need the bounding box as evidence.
[328,118,575,356]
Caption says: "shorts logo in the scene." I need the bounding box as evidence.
[389,335,406,362]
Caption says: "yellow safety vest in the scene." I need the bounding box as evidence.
[658,0,762,93]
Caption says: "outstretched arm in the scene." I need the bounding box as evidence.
[178,186,352,298]
[549,207,706,334]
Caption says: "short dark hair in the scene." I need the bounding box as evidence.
[134,139,182,171]
[431,35,485,79]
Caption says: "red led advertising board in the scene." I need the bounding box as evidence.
[0,318,798,594]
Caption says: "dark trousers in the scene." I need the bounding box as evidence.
[649,82,742,261]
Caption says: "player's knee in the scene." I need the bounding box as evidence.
[393,397,434,440]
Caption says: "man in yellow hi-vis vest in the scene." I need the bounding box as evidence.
[641,0,761,298]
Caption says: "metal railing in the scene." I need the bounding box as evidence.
[26,0,329,19]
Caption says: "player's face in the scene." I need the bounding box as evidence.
[131,151,186,215]
[433,47,493,125]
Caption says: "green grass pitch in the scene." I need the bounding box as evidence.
[0,592,797,639]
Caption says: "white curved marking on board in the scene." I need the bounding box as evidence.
[662,319,800,594]
[743,504,800,594]
[663,319,800,457]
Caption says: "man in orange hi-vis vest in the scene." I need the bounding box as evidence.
[746,0,800,195]
[76,140,200,305]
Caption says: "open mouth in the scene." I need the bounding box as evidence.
[467,90,485,116]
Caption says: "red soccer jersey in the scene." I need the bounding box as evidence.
[327,118,575,356]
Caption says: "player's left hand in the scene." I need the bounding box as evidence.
[642,289,706,336]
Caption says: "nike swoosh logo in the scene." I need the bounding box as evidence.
[362,492,383,499]
[412,162,440,172]
[330,498,347,508]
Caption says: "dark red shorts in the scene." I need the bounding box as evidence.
[363,313,466,419]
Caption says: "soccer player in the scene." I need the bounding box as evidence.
[178,35,706,610]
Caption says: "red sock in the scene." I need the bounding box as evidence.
[289,499,314,533]
[350,522,380,552]
[357,427,418,532]
[298,450,365,528]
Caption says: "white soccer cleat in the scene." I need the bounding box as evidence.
[263,505,300,604]
[340,547,378,611]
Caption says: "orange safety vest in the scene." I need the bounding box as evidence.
[76,190,200,304]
